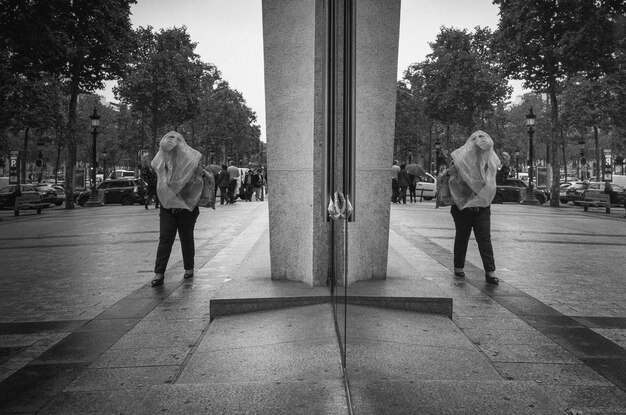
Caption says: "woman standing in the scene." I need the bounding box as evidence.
[150,131,207,287]
[446,130,501,284]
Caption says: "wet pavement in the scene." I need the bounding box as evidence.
[0,199,625,413]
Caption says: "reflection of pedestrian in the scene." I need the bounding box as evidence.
[216,164,230,205]
[391,160,400,203]
[408,173,416,203]
[397,164,411,204]
[150,131,206,287]
[141,153,159,209]
[447,130,500,285]
[227,161,239,204]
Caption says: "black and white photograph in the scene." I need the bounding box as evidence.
[1,0,626,413]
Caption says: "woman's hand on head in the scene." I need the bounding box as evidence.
[194,166,204,177]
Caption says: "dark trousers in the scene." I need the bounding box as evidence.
[219,187,228,204]
[154,206,200,274]
[450,205,495,273]
[409,185,416,202]
[399,186,408,203]
[228,179,237,203]
[391,179,399,203]
[145,185,159,207]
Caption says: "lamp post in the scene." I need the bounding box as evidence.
[514,148,520,179]
[434,140,441,174]
[85,108,102,207]
[102,151,108,182]
[522,107,539,205]
[408,151,413,164]
[578,136,586,180]
[36,139,45,182]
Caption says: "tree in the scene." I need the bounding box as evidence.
[115,26,212,152]
[417,27,511,136]
[493,0,626,205]
[1,0,136,208]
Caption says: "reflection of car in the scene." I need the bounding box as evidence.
[414,172,437,200]
[0,185,44,209]
[573,182,626,206]
[563,182,591,204]
[493,178,547,204]
[76,179,147,206]
[108,170,136,180]
[32,183,63,206]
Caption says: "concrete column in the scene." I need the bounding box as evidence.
[263,0,401,286]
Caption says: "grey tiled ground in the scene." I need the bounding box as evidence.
[1,200,626,413]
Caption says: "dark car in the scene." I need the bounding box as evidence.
[563,181,591,204]
[493,178,547,204]
[0,184,43,209]
[573,182,626,206]
[76,179,147,206]
[32,183,63,206]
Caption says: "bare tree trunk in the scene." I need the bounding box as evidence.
[593,125,600,181]
[548,84,560,207]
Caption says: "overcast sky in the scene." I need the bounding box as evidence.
[99,0,525,141]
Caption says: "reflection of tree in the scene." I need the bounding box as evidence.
[494,0,626,205]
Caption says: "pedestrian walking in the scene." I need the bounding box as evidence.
[397,164,411,204]
[216,164,230,205]
[254,168,265,201]
[445,130,501,284]
[408,172,417,203]
[391,160,400,203]
[150,131,207,287]
[141,153,159,209]
[227,161,240,204]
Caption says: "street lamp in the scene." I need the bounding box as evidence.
[85,108,102,207]
[102,150,108,182]
[578,136,586,180]
[514,148,520,179]
[522,107,539,205]
[434,140,441,174]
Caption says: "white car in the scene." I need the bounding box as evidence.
[414,172,437,200]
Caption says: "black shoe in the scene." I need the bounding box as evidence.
[183,273,194,279]
[151,277,164,287]
[454,271,465,277]
[485,275,499,284]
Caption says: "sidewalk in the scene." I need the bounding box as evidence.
[0,201,625,413]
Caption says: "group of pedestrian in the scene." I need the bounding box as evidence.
[215,162,265,205]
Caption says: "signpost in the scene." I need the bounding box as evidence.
[9,151,20,184]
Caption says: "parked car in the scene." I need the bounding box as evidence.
[563,181,591,204]
[76,179,147,206]
[414,172,437,200]
[573,182,626,206]
[493,178,547,204]
[108,170,136,180]
[0,184,46,209]
[31,183,63,206]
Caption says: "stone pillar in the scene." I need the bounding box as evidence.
[263,0,401,286]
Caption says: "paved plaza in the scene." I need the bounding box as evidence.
[0,199,625,414]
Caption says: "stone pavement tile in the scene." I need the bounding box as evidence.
[0,363,88,413]
[460,327,557,349]
[109,330,203,349]
[196,305,336,352]
[30,330,127,365]
[542,384,626,414]
[478,343,580,364]
[38,389,150,415]
[581,357,626,392]
[345,307,474,349]
[540,326,626,359]
[345,339,501,381]
[130,317,209,333]
[592,328,626,349]
[349,379,563,415]
[453,315,536,331]
[178,338,341,384]
[63,365,179,392]
[137,381,349,415]
[90,346,191,368]
[493,362,614,386]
